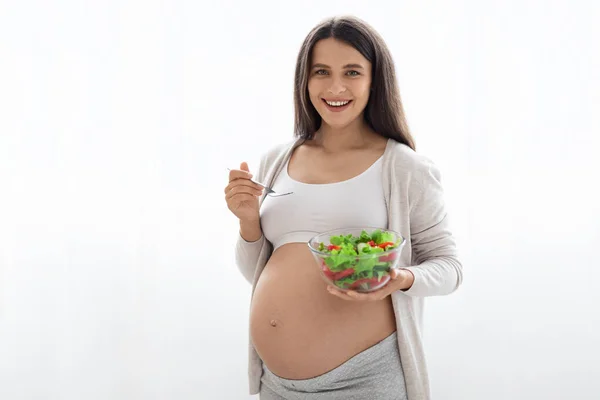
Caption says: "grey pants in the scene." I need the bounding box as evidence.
[259,331,407,400]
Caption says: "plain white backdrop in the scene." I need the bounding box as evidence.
[1,0,598,399]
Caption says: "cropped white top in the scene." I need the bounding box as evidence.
[260,155,388,251]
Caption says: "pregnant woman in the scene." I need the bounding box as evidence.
[224,15,463,400]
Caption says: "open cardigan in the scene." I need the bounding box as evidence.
[234,137,463,400]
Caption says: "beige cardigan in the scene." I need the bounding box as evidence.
[234,137,463,400]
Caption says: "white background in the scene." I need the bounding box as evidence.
[1,1,599,399]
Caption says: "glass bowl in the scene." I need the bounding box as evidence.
[307,227,406,293]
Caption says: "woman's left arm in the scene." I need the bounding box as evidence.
[399,160,463,297]
[326,156,463,302]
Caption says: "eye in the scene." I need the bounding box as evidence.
[347,70,360,76]
[315,69,328,75]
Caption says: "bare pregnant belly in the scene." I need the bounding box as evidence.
[249,243,397,380]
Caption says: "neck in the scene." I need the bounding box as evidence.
[314,118,374,153]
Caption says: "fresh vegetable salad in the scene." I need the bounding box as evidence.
[313,229,404,292]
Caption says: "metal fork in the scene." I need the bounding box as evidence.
[227,168,293,197]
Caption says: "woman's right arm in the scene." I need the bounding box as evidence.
[225,160,267,284]
[228,141,292,283]
[234,219,266,284]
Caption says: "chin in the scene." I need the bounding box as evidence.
[320,115,360,130]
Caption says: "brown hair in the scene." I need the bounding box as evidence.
[293,15,416,150]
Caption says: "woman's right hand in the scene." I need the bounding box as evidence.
[224,162,264,222]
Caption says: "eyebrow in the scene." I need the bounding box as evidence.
[311,63,364,69]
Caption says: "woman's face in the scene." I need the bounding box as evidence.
[307,38,372,130]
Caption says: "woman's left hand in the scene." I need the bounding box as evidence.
[326,268,415,301]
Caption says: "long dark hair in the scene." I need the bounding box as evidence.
[293,15,416,151]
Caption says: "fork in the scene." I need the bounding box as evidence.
[227,168,293,197]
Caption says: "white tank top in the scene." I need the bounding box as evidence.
[260,155,388,251]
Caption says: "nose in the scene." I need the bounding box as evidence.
[327,77,347,95]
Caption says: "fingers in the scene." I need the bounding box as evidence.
[327,285,388,301]
[239,161,249,172]
[225,178,263,193]
[229,168,253,183]
[344,291,378,301]
[225,185,263,201]
[327,286,359,301]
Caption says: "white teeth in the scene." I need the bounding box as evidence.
[325,100,350,107]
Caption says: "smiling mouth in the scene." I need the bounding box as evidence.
[322,99,352,107]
